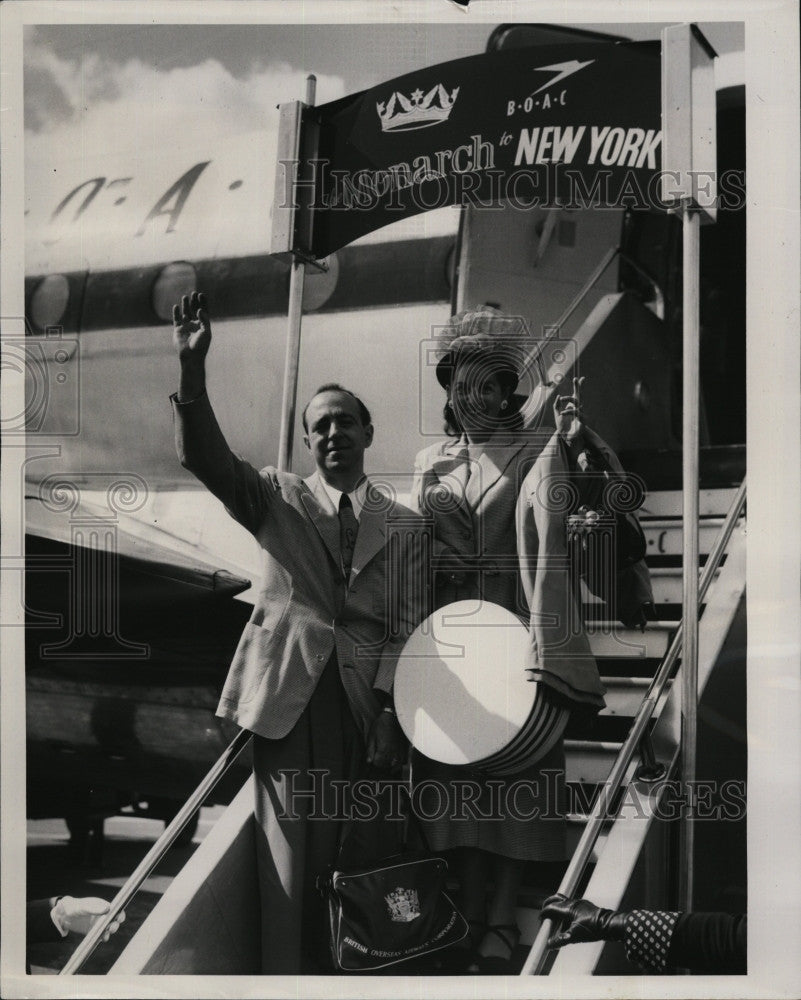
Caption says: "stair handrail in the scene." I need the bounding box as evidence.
[546,245,665,341]
[520,245,664,429]
[521,245,619,390]
[521,477,746,975]
[58,727,252,974]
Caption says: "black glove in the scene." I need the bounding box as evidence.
[541,894,627,948]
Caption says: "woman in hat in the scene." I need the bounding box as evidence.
[409,308,607,973]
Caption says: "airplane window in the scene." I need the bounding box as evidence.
[30,274,70,330]
[152,262,198,321]
[302,252,339,311]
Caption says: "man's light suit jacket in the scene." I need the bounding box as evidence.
[172,391,428,742]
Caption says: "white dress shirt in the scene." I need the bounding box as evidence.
[318,476,367,521]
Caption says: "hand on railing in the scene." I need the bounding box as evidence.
[52,896,126,941]
[541,894,626,948]
[59,727,252,974]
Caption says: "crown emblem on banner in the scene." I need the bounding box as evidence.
[376,84,459,132]
[385,886,421,922]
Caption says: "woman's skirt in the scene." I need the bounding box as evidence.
[410,739,567,862]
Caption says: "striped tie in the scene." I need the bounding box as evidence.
[338,492,359,580]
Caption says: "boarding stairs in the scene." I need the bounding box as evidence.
[57,477,746,976]
[519,481,747,974]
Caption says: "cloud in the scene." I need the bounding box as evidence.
[25,35,347,162]
[23,32,459,253]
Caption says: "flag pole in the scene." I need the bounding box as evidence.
[277,74,316,473]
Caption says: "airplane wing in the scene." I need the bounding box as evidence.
[25,487,260,606]
[24,489,260,816]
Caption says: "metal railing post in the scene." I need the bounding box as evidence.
[679,207,701,913]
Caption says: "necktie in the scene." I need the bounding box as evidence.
[338,492,359,580]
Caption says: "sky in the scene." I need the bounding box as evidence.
[24,20,744,161]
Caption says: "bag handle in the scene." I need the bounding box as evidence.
[399,779,433,854]
[335,776,432,865]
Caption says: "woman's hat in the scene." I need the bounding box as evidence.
[434,308,532,390]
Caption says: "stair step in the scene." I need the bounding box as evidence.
[640,517,732,556]
[565,740,624,785]
[569,712,655,744]
[641,552,719,569]
[566,780,629,815]
[600,676,672,716]
[585,656,665,679]
[641,603,683,621]
[582,601,691,624]
[586,623,673,659]
[645,566,719,606]
[600,677,671,724]
[639,487,739,518]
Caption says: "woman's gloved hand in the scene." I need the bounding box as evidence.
[51,896,125,940]
[541,893,627,948]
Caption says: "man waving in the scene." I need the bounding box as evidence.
[171,291,427,973]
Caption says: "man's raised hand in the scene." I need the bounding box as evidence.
[173,291,211,362]
[174,291,210,402]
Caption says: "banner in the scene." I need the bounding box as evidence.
[295,42,663,257]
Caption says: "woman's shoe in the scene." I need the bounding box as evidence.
[468,924,521,974]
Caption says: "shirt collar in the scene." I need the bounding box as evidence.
[318,476,367,520]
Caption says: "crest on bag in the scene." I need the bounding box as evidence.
[385,887,421,923]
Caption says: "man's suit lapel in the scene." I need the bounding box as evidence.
[301,474,389,582]
[350,482,387,580]
[301,473,342,571]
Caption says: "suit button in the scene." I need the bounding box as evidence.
[316,654,325,662]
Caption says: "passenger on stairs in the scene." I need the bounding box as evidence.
[171,292,428,973]
[410,309,607,974]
